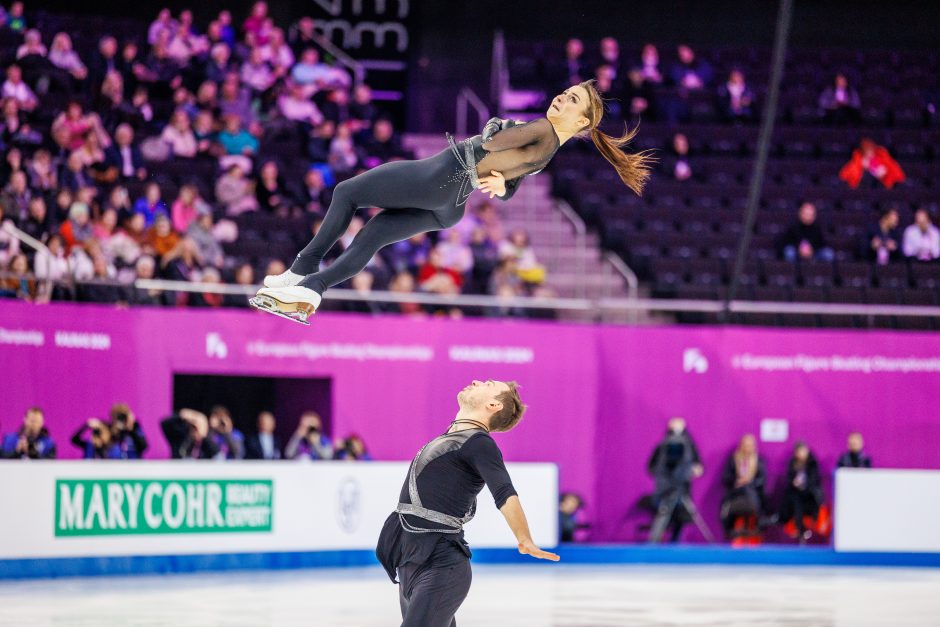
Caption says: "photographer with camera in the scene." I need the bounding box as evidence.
[208,405,244,460]
[646,417,705,543]
[161,408,221,459]
[335,433,372,461]
[1,407,57,459]
[71,403,148,459]
[285,411,333,460]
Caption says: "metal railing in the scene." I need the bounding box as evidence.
[455,87,489,139]
[5,223,939,323]
[555,199,588,300]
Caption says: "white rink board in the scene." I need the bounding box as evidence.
[835,468,940,553]
[0,461,557,560]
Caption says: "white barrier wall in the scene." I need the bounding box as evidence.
[835,468,940,553]
[0,461,558,560]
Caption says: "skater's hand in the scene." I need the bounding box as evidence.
[518,539,560,562]
[478,170,506,198]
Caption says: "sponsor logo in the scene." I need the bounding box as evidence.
[0,327,44,346]
[760,418,790,443]
[54,331,110,350]
[448,345,535,364]
[683,348,709,373]
[335,477,361,534]
[55,479,273,536]
[246,340,433,362]
[206,333,228,359]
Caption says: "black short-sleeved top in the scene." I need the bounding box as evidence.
[376,429,517,583]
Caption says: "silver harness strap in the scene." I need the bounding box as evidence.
[445,133,480,208]
[395,433,478,534]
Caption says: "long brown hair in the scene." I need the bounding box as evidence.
[578,80,655,196]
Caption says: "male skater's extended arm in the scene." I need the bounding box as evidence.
[500,495,560,561]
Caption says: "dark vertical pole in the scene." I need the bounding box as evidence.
[723,0,795,318]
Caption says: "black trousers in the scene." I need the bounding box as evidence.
[397,539,472,627]
[291,148,468,294]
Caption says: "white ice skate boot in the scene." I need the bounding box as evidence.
[250,286,322,325]
[263,269,304,288]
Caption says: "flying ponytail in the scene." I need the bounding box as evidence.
[579,80,655,196]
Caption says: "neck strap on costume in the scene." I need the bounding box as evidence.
[449,418,490,433]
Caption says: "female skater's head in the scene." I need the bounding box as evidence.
[457,380,527,432]
[547,80,654,196]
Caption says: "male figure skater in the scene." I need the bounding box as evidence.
[376,379,559,626]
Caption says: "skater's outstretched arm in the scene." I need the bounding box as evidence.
[500,495,560,561]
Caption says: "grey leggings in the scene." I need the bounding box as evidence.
[398,545,472,627]
[291,148,467,294]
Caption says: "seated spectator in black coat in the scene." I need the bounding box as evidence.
[104,124,147,181]
[244,411,283,460]
[361,119,409,164]
[21,196,53,243]
[720,434,768,538]
[717,69,755,122]
[779,202,834,263]
[559,492,587,543]
[818,73,861,125]
[161,409,220,459]
[1,407,56,459]
[862,207,901,265]
[837,432,872,468]
[778,442,825,540]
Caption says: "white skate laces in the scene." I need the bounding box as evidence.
[263,269,304,289]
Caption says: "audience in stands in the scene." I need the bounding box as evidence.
[902,208,940,262]
[863,207,902,265]
[717,69,755,122]
[839,138,905,189]
[779,202,835,263]
[1,407,56,459]
[818,73,861,125]
[837,432,872,468]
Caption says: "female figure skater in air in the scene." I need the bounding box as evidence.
[251,79,653,324]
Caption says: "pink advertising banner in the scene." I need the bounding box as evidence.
[2,301,938,541]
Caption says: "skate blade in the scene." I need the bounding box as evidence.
[249,296,311,325]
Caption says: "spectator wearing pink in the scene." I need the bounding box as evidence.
[240,47,276,94]
[2,65,38,111]
[148,9,177,46]
[261,28,294,78]
[171,185,210,234]
[161,110,198,159]
[15,29,46,59]
[52,101,101,151]
[243,2,269,40]
[277,81,324,125]
[92,207,119,244]
[215,163,258,215]
[902,208,940,262]
[435,229,474,275]
[49,33,87,81]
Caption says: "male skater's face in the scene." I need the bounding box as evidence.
[457,379,510,411]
